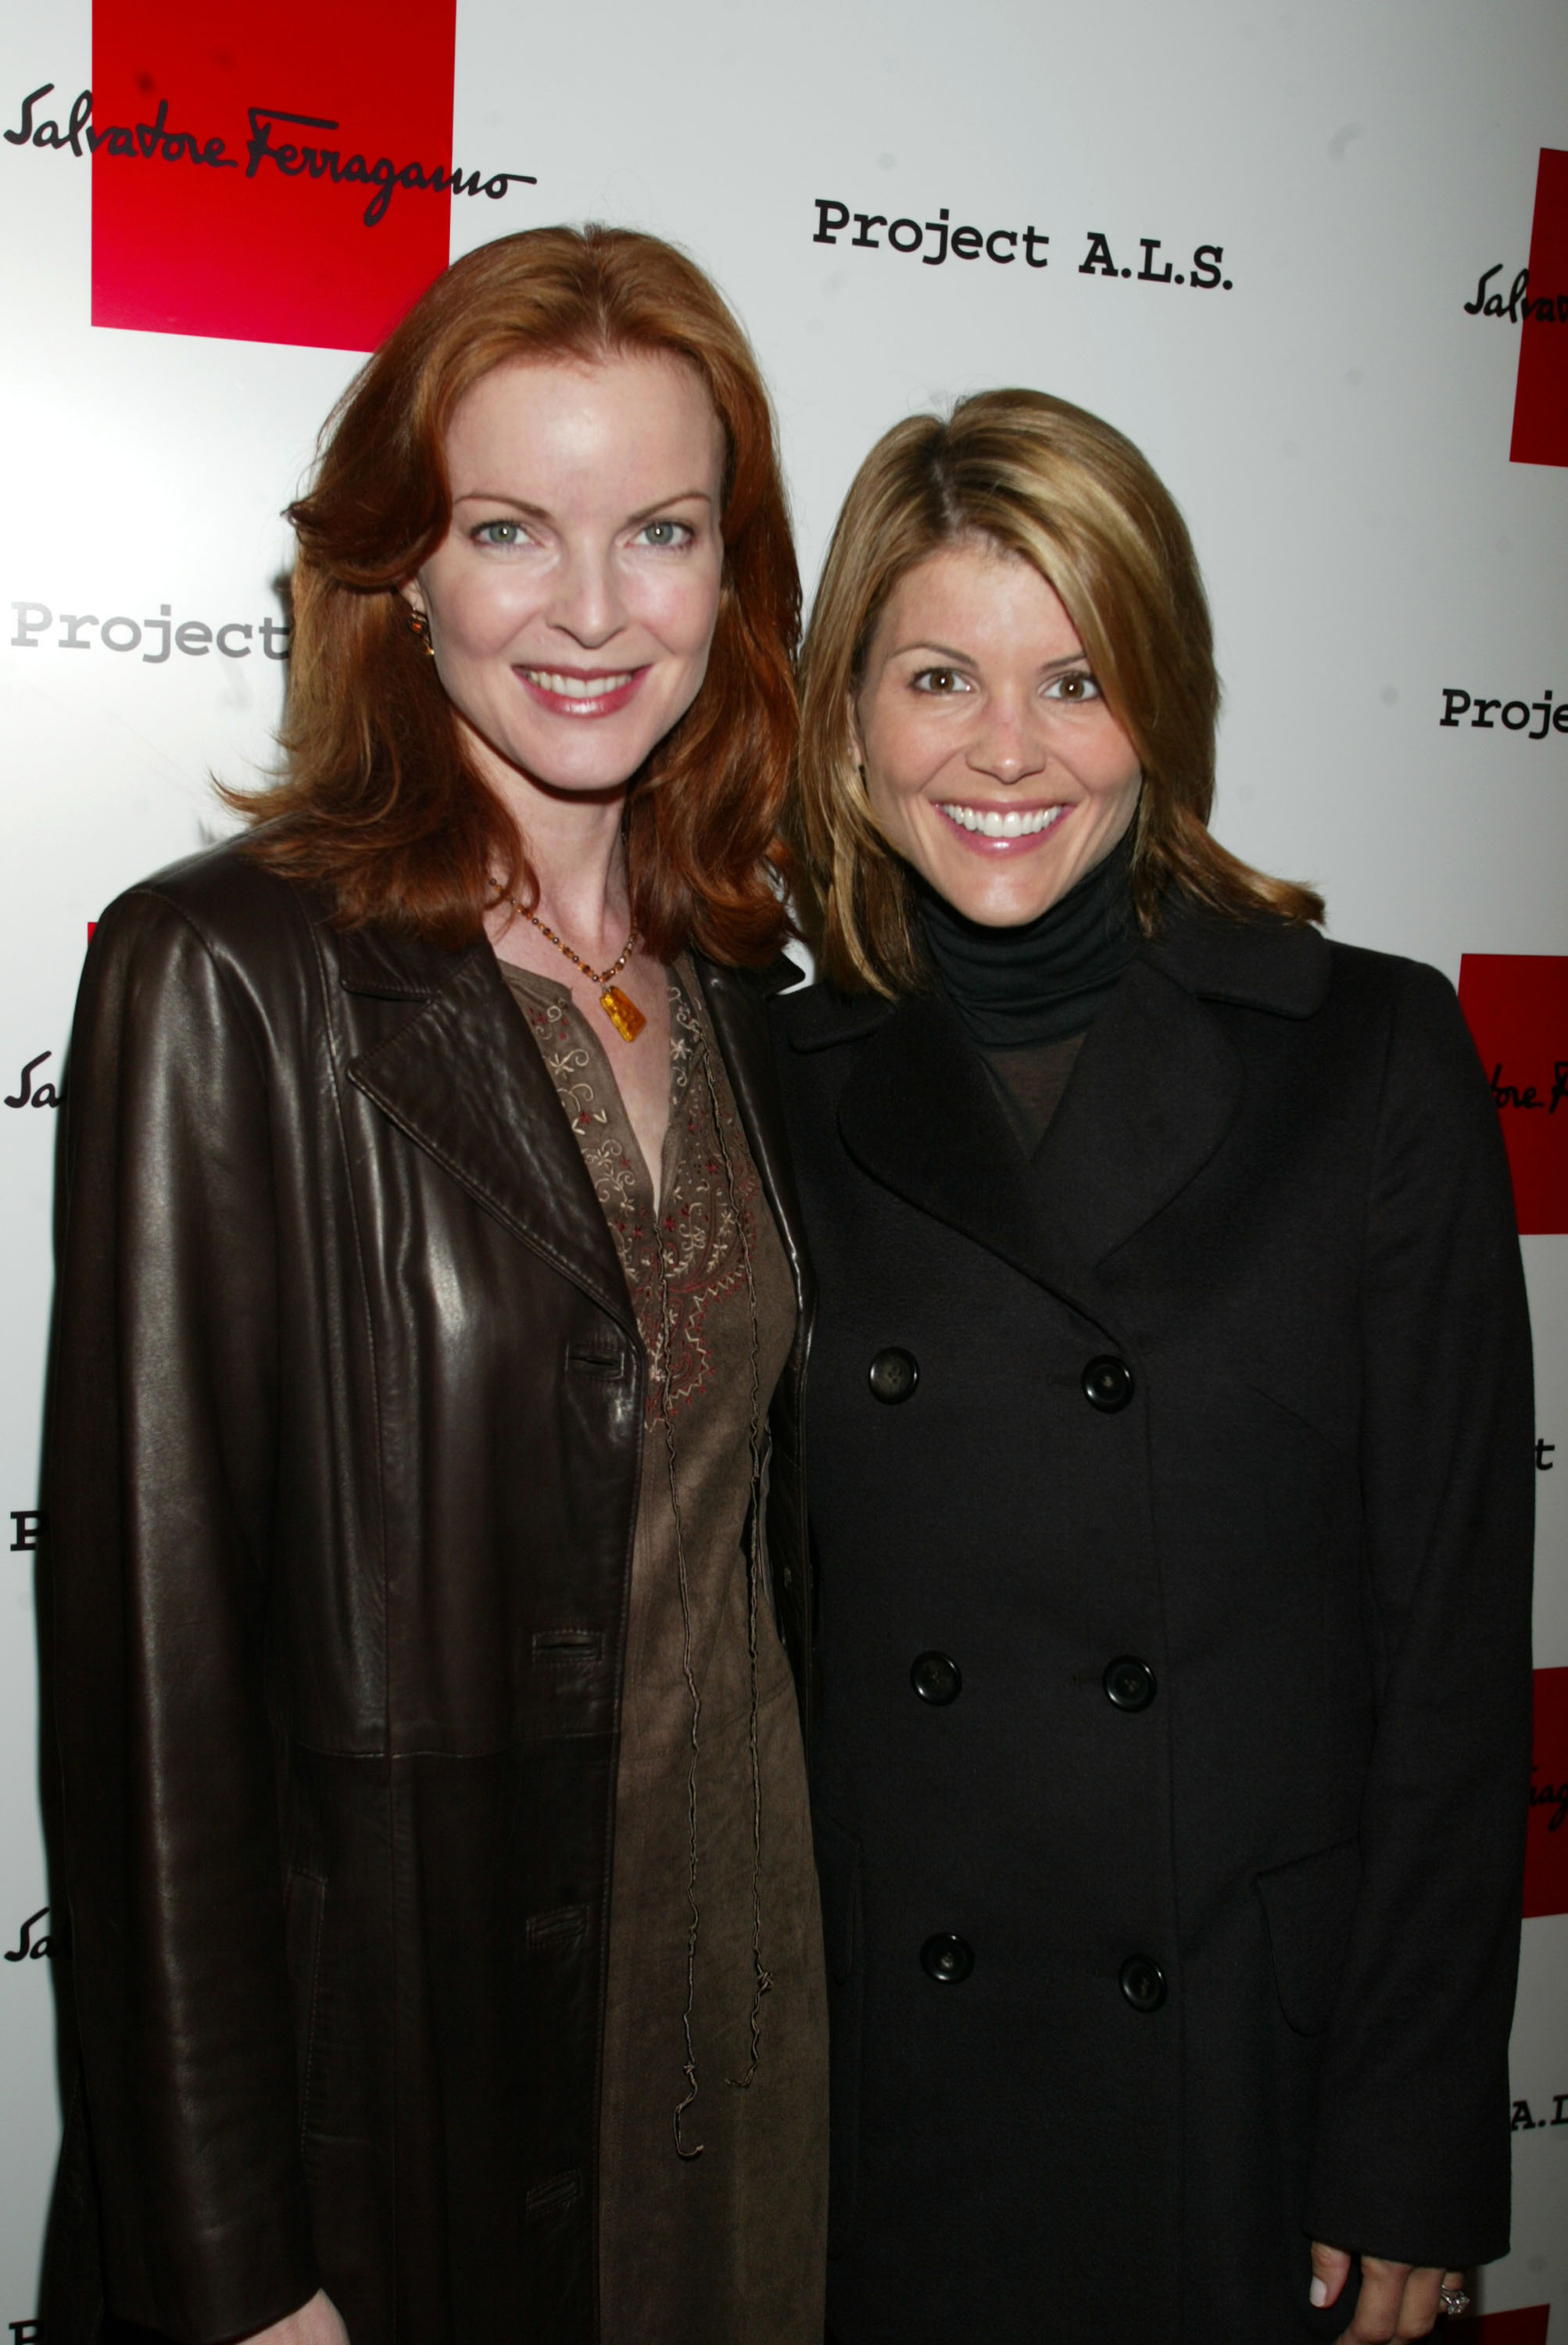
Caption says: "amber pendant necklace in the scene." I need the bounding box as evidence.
[511,901,647,1043]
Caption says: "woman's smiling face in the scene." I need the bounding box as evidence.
[407,350,727,804]
[854,536,1143,925]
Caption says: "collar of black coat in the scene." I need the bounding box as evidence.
[781,898,1329,1051]
[781,903,1330,1291]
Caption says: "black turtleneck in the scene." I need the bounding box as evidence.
[917,829,1137,1152]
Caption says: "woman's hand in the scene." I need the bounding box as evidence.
[239,2291,350,2345]
[1311,2245,1469,2339]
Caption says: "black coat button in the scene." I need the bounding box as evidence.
[1083,1355,1135,1412]
[911,1651,963,1706]
[1103,1656,1157,1712]
[1119,1956,1167,2012]
[868,1347,919,1405]
[921,1933,975,1984]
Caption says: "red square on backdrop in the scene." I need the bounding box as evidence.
[1457,957,1568,1236]
[1512,147,1568,469]
[1474,2311,1550,2343]
[1523,1667,1568,1921]
[91,0,461,351]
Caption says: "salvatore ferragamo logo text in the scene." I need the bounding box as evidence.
[4,1909,49,1964]
[5,81,535,228]
[1463,263,1566,326]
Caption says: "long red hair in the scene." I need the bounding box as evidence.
[227,225,799,963]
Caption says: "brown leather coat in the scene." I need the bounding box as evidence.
[41,840,814,2345]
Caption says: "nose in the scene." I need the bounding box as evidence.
[546,542,627,649]
[965,689,1050,786]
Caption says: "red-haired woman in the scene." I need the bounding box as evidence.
[44,227,825,2345]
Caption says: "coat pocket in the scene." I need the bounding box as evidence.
[814,1814,864,2253]
[1255,1838,1361,2038]
[284,1868,328,2142]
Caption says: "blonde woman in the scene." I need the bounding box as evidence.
[773,391,1530,2344]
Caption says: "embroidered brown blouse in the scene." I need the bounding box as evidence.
[501,956,828,2345]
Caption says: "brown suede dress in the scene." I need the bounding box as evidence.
[502,955,828,2345]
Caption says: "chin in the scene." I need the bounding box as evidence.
[965,896,1057,928]
[933,868,1060,929]
[509,735,652,797]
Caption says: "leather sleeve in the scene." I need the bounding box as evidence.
[1305,958,1534,2268]
[48,889,319,2340]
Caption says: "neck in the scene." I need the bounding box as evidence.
[480,761,634,966]
[916,832,1138,1048]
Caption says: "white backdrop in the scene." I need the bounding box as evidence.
[1,0,1564,2330]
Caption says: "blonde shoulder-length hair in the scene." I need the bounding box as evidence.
[792,388,1323,995]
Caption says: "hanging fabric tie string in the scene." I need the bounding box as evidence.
[696,1039,774,2095]
[653,1006,772,2159]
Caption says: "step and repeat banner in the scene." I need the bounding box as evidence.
[1,0,1564,2329]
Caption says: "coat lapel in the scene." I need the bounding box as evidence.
[1035,956,1243,1266]
[339,928,633,1332]
[1039,906,1330,1266]
[816,903,1327,1305]
[832,951,1248,1309]
[836,987,1112,1324]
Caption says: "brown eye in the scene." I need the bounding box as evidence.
[914,668,965,693]
[1049,670,1100,703]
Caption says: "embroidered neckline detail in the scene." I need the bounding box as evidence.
[504,962,762,1421]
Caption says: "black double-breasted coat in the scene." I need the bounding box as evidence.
[771,906,1534,2344]
[41,842,815,2345]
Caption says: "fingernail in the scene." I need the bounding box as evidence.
[1310,2278,1328,2308]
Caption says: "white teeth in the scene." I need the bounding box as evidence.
[522,669,632,698]
[936,803,1065,839]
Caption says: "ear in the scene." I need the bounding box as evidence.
[397,577,425,617]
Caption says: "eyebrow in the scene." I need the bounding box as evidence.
[890,639,1090,673]
[449,487,716,522]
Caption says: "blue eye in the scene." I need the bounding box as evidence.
[474,519,527,547]
[637,519,694,549]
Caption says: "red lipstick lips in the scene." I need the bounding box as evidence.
[515,664,647,718]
